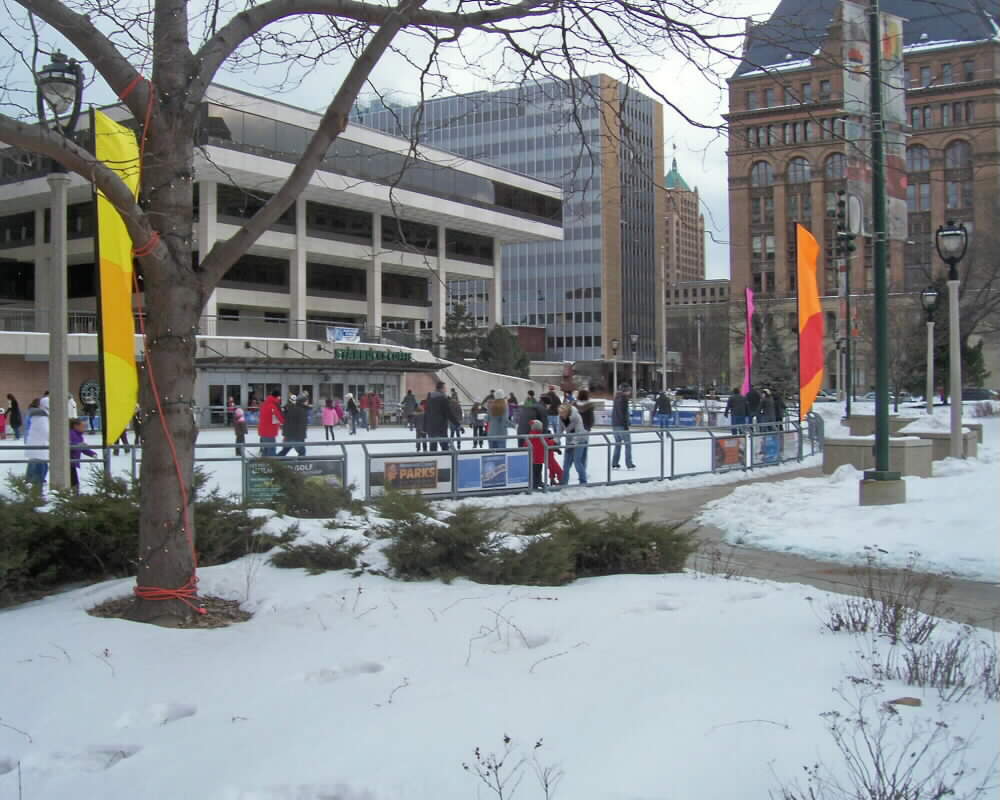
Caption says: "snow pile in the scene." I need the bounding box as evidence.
[699,416,1000,582]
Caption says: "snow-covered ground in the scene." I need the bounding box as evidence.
[1,552,997,799]
[1,404,997,799]
[700,405,1000,584]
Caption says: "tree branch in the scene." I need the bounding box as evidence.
[196,0,429,289]
[0,112,163,263]
[191,0,554,110]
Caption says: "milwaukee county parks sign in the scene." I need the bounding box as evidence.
[333,349,413,362]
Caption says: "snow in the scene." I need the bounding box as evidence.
[1,404,997,799]
[701,407,1000,583]
[1,557,997,799]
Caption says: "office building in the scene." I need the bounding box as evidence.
[663,155,706,285]
[0,85,562,414]
[361,75,667,372]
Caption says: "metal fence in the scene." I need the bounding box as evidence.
[0,416,823,504]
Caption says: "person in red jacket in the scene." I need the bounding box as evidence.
[257,389,284,456]
[359,392,371,430]
[526,419,562,488]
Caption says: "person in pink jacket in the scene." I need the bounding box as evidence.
[321,397,339,440]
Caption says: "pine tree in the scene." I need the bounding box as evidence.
[753,315,795,397]
[476,326,530,377]
[438,304,483,363]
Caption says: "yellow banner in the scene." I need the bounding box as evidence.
[94,111,140,446]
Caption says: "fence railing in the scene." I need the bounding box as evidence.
[0,306,434,349]
[0,417,822,504]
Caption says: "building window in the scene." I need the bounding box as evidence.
[824,152,846,180]
[920,65,932,87]
[763,88,775,107]
[944,140,972,169]
[264,311,288,325]
[965,100,975,122]
[746,89,758,110]
[819,79,831,100]
[786,156,811,183]
[945,181,973,210]
[963,59,975,81]
[801,82,813,103]
[906,145,930,172]
[750,161,774,187]
[940,63,952,83]
[784,86,794,105]
[940,103,952,126]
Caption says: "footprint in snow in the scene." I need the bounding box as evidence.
[49,744,142,772]
[303,662,384,684]
[115,702,197,729]
[726,591,767,602]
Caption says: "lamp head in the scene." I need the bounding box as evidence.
[935,220,968,276]
[628,331,640,349]
[611,337,619,355]
[920,285,939,314]
[36,51,84,134]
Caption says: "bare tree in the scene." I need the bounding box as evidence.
[0,0,748,623]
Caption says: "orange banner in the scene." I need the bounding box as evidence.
[94,111,140,446]
[796,224,824,420]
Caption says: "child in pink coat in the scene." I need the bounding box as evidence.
[321,398,339,440]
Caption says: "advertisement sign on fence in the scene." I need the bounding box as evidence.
[244,456,347,505]
[712,436,746,471]
[456,451,531,492]
[675,410,699,427]
[753,433,781,465]
[369,454,452,496]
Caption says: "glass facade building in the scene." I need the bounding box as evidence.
[360,75,665,364]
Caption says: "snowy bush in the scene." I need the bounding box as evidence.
[270,536,367,574]
[0,470,283,605]
[265,461,363,519]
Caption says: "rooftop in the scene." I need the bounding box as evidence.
[734,0,998,78]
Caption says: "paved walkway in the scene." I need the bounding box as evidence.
[500,466,1000,632]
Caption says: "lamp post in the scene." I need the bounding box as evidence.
[695,314,704,398]
[919,285,939,417]
[628,331,639,409]
[611,337,620,395]
[36,51,84,491]
[935,220,969,458]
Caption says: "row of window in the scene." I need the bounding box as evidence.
[909,101,976,130]
[745,80,833,111]
[905,180,974,212]
[743,116,848,149]
[202,103,562,225]
[909,59,977,88]
[749,139,973,187]
[547,335,604,349]
[670,287,727,299]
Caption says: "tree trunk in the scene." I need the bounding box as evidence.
[128,105,203,624]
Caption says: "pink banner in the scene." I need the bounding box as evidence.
[741,287,754,394]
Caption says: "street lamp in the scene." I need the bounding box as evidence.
[36,51,84,490]
[919,285,939,417]
[935,220,969,458]
[628,331,639,408]
[611,337,620,396]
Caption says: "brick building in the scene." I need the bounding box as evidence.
[725,0,1000,390]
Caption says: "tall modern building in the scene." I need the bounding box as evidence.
[725,0,1000,388]
[361,75,666,369]
[663,154,706,285]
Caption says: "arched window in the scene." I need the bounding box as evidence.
[824,152,846,179]
[906,145,930,172]
[750,161,774,187]
[787,157,811,183]
[944,140,972,169]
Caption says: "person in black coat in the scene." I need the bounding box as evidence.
[423,381,460,451]
[724,387,748,434]
[278,396,310,457]
[516,399,549,446]
[744,386,761,428]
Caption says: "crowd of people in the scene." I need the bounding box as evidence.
[1,390,109,493]
[723,385,788,434]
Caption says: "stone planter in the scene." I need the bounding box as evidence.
[823,436,932,478]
